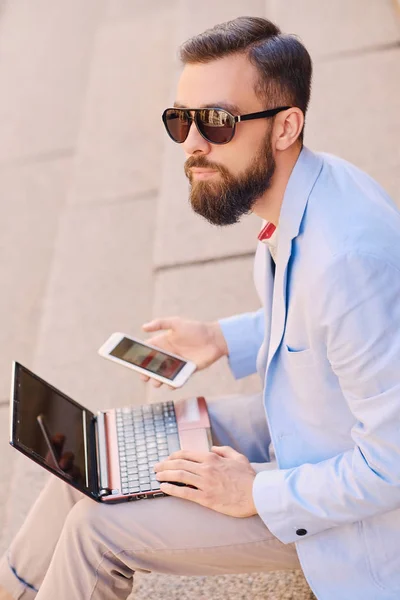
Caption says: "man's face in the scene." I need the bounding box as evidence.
[176,53,276,226]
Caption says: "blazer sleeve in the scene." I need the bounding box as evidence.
[252,252,400,543]
[218,308,265,379]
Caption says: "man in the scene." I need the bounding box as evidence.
[1,15,400,600]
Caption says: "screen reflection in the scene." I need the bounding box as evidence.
[14,367,86,486]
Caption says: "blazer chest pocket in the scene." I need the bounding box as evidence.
[282,345,323,417]
[284,345,316,368]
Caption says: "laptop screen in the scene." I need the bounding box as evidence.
[11,363,97,498]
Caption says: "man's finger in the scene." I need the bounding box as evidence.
[167,449,211,463]
[142,317,178,332]
[156,469,201,489]
[154,458,203,475]
[211,445,244,459]
[159,482,201,502]
[142,320,161,332]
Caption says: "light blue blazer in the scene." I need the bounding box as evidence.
[219,147,400,600]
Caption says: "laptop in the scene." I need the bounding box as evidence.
[9,361,212,503]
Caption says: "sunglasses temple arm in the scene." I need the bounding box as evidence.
[239,107,291,121]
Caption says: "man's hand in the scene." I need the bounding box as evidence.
[154,446,258,518]
[140,317,228,389]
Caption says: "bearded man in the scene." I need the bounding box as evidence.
[1,16,400,600]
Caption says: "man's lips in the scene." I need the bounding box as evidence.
[190,168,219,179]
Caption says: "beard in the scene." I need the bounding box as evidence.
[184,132,276,226]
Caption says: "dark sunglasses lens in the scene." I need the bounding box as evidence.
[196,109,234,144]
[164,109,190,143]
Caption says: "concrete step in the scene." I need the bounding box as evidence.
[1,0,179,551]
[68,0,179,206]
[0,0,104,164]
[0,158,71,401]
[265,0,400,59]
[0,0,106,552]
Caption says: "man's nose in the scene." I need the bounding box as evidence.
[182,119,211,155]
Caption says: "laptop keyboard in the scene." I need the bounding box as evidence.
[116,401,181,495]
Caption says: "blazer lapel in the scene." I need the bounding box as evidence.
[254,242,275,377]
[266,233,292,371]
[263,147,324,374]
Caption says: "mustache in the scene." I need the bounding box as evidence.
[184,156,228,179]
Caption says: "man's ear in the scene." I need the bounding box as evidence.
[274,108,304,151]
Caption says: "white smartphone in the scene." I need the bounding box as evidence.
[98,332,197,388]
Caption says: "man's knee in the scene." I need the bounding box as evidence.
[60,496,163,552]
[62,497,109,544]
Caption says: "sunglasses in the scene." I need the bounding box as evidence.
[162,105,291,145]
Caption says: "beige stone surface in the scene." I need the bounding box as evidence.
[131,570,315,600]
[32,197,156,412]
[266,0,400,59]
[0,159,71,400]
[177,0,267,43]
[0,405,15,547]
[0,0,104,163]
[306,47,400,205]
[69,3,179,205]
[147,256,262,404]
[104,0,176,22]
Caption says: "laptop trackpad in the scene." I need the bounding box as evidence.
[178,428,211,452]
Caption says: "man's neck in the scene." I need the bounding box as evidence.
[253,144,302,226]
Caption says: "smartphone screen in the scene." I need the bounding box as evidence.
[110,338,186,380]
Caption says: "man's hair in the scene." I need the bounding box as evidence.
[179,16,312,144]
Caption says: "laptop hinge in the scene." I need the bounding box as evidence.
[95,411,111,497]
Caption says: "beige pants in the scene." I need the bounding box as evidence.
[0,393,301,599]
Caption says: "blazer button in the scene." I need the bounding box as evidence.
[296,528,307,536]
